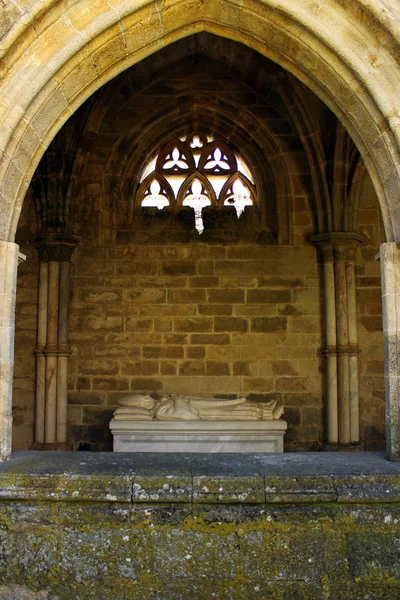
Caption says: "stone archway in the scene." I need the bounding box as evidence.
[1,0,400,458]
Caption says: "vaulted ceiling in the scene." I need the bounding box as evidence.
[29,32,364,243]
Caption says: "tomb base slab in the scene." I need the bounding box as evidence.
[110,420,287,452]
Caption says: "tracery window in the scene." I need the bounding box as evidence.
[137,133,256,233]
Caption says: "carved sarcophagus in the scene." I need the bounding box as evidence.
[110,394,287,453]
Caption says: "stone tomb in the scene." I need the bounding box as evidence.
[110,394,287,452]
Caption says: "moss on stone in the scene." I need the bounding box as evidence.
[0,456,400,597]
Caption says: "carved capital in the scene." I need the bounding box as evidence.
[321,245,335,262]
[33,233,81,263]
[333,244,351,261]
[311,233,333,261]
[312,232,363,262]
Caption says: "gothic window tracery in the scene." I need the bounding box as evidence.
[137,133,256,233]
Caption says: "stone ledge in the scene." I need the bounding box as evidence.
[0,451,399,505]
[0,452,400,598]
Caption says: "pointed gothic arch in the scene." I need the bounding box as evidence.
[1,0,400,242]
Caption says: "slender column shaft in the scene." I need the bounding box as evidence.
[335,249,351,444]
[323,251,338,443]
[314,232,362,448]
[380,242,400,461]
[46,261,60,350]
[346,255,360,443]
[35,261,48,444]
[57,262,71,443]
[56,357,68,443]
[35,356,46,443]
[34,236,79,448]
[44,261,60,444]
[58,262,70,346]
[0,242,20,460]
[348,355,359,441]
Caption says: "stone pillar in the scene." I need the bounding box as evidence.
[346,248,361,444]
[45,259,60,444]
[313,232,363,448]
[0,242,25,460]
[35,261,48,444]
[334,243,351,444]
[57,261,72,443]
[380,242,400,461]
[33,235,79,449]
[320,245,339,444]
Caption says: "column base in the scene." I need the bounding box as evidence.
[30,442,71,451]
[322,442,365,452]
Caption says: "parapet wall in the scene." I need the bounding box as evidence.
[0,452,399,599]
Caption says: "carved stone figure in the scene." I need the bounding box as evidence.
[112,393,284,422]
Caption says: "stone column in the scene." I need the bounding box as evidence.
[33,235,79,449]
[45,259,60,444]
[35,260,48,444]
[380,242,400,461]
[313,232,363,448]
[0,242,25,460]
[57,261,72,443]
[334,243,351,444]
[321,245,339,444]
[346,248,361,444]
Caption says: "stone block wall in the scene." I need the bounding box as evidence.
[356,174,386,449]
[11,196,38,449]
[11,251,37,450]
[67,242,323,451]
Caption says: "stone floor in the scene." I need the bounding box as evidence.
[2,449,400,477]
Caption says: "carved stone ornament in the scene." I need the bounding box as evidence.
[112,393,284,422]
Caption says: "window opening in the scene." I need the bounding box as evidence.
[182,179,211,235]
[138,133,256,233]
[141,180,169,209]
[223,178,253,217]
